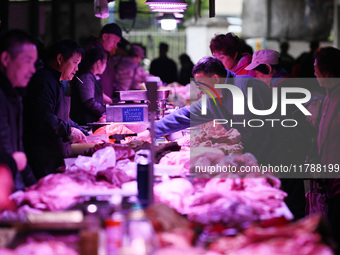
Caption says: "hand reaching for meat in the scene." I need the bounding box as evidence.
[68,127,87,143]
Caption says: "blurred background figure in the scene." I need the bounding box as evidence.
[150,42,178,85]
[114,44,162,91]
[240,38,254,56]
[279,41,295,73]
[293,40,320,78]
[71,45,107,125]
[292,40,323,94]
[178,53,194,86]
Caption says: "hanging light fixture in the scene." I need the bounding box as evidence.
[94,0,109,18]
[156,13,182,30]
[145,0,188,13]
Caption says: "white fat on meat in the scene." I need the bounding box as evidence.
[154,178,194,214]
[190,147,225,172]
[158,150,191,175]
[10,173,117,211]
[210,216,333,255]
[155,175,291,225]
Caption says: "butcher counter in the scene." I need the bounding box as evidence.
[0,122,335,255]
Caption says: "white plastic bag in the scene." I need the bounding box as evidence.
[66,146,116,174]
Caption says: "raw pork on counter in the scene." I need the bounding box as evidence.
[10,172,117,212]
[209,215,334,255]
[154,174,292,226]
[176,124,243,155]
[0,241,79,255]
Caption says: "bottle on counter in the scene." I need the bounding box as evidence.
[120,202,157,255]
[105,193,124,255]
[80,213,103,255]
[134,149,153,208]
[105,211,124,255]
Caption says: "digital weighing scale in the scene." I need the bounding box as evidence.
[106,90,170,122]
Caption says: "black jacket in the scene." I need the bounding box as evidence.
[23,66,74,179]
[70,72,105,125]
[0,72,36,190]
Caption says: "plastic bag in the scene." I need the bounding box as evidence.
[68,146,116,174]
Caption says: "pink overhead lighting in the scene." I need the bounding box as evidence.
[145,0,188,13]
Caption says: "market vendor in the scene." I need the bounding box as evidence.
[0,29,37,190]
[23,39,86,180]
[70,45,107,125]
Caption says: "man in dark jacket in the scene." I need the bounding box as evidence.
[0,29,37,190]
[96,23,128,101]
[23,39,86,179]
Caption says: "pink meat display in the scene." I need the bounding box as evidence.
[178,126,244,155]
[10,173,117,211]
[176,125,243,155]
[154,175,291,226]
[97,159,135,186]
[0,248,16,255]
[14,241,79,255]
[9,145,139,212]
[209,215,334,255]
[158,150,191,175]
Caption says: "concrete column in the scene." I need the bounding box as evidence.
[0,0,9,32]
[29,0,39,37]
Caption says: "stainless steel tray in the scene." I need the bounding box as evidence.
[115,90,170,101]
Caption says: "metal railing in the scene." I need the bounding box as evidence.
[122,29,186,68]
